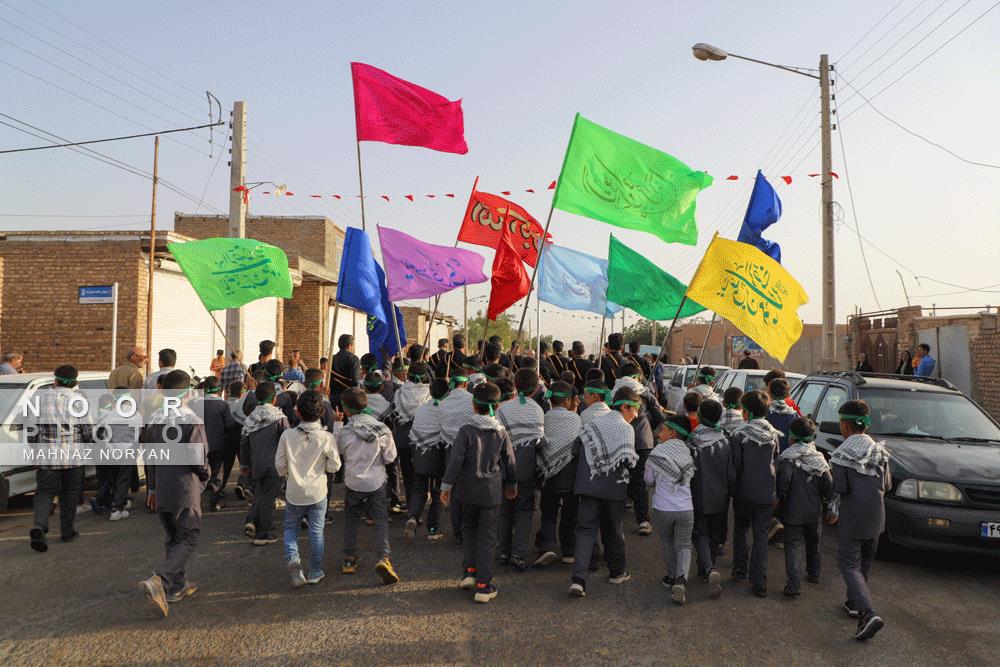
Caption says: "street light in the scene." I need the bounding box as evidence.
[691,43,838,370]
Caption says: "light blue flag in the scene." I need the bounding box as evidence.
[538,243,622,318]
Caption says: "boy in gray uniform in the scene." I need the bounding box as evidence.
[831,400,890,641]
[441,382,517,604]
[688,399,730,598]
[240,382,290,545]
[729,390,781,597]
[777,417,834,597]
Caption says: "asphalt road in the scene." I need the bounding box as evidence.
[0,487,997,667]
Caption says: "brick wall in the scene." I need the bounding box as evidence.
[282,282,326,365]
[0,238,146,372]
[971,324,1000,421]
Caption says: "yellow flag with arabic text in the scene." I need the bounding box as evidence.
[687,235,809,362]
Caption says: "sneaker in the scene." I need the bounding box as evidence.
[560,555,575,565]
[496,552,510,565]
[806,574,821,584]
[510,555,528,572]
[854,612,884,641]
[125,499,133,510]
[166,582,197,603]
[731,569,748,582]
[533,551,559,568]
[767,518,784,541]
[243,489,254,503]
[375,557,399,585]
[783,585,800,597]
[324,514,335,525]
[140,575,169,618]
[389,503,406,515]
[109,509,129,522]
[569,577,587,597]
[752,587,768,598]
[404,517,418,540]
[305,570,325,585]
[234,485,246,501]
[212,499,226,512]
[460,568,477,590]
[288,561,306,589]
[474,582,498,603]
[637,521,652,536]
[342,557,358,575]
[29,527,47,553]
[426,526,442,541]
[274,499,286,510]
[671,577,687,605]
[60,530,79,543]
[252,536,279,546]
[244,522,256,539]
[843,599,860,619]
[661,576,674,589]
[708,570,722,600]
[76,502,90,514]
[608,572,631,585]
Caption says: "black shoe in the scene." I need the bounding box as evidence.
[510,555,528,572]
[844,599,860,619]
[854,612,884,641]
[29,527,47,553]
[60,530,79,543]
[569,576,587,597]
[806,574,820,584]
[731,569,748,581]
[234,485,246,501]
[496,552,510,565]
[752,587,767,598]
[588,554,599,572]
[783,585,800,597]
[661,576,675,589]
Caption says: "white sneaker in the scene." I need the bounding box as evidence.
[637,521,652,536]
[125,499,133,510]
[109,510,130,521]
[274,499,286,510]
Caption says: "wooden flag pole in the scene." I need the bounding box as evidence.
[208,310,237,362]
[355,140,367,231]
[390,304,404,364]
[478,318,490,366]
[514,208,554,343]
[654,296,689,372]
[422,237,461,349]
[323,301,341,395]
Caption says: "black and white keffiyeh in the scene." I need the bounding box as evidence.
[580,401,611,427]
[539,407,581,480]
[674,383,720,413]
[392,381,431,425]
[439,388,473,447]
[647,438,696,486]
[780,441,831,478]
[346,412,392,442]
[690,424,728,453]
[770,400,797,416]
[467,413,504,433]
[497,398,544,448]
[719,409,745,433]
[408,401,442,454]
[735,418,781,447]
[611,376,647,398]
[365,393,392,422]
[830,433,889,477]
[579,410,637,480]
[242,403,284,436]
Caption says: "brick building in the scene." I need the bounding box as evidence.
[399,306,456,351]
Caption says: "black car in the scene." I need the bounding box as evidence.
[791,372,1000,556]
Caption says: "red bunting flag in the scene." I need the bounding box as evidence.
[487,231,531,321]
[726,175,739,180]
[547,181,556,190]
[351,62,468,154]
[781,176,792,185]
[404,194,414,201]
[458,177,552,267]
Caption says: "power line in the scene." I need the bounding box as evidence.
[836,0,907,63]
[0,120,223,154]
[843,0,951,82]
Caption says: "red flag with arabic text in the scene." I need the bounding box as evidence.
[487,231,531,321]
[458,177,551,267]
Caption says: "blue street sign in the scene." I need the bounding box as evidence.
[78,285,115,304]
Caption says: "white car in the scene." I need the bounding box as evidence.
[0,372,109,511]
[663,364,731,412]
[714,368,805,395]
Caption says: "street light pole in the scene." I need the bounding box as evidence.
[692,44,838,369]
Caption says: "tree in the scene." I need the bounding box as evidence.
[622,318,659,345]
[456,310,519,352]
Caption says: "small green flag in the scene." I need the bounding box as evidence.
[167,238,293,311]
[553,114,713,246]
[606,235,705,321]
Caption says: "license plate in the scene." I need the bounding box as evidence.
[982,522,1000,539]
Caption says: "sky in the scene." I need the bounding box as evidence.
[2,0,998,348]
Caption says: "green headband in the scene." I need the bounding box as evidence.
[473,397,498,416]
[267,374,282,382]
[700,418,719,430]
[839,413,872,427]
[725,403,741,410]
[363,379,384,388]
[409,373,425,382]
[342,402,374,416]
[205,385,222,394]
[517,390,527,405]
[544,389,573,400]
[307,379,324,388]
[585,387,609,396]
[54,375,77,385]
[501,391,514,401]
[666,421,690,438]
[450,375,469,388]
[791,434,817,443]
[700,375,715,383]
[612,399,641,409]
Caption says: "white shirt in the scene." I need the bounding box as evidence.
[275,421,341,506]
[144,366,175,389]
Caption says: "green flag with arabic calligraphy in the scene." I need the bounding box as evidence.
[553,114,713,246]
[606,235,706,320]
[167,238,293,311]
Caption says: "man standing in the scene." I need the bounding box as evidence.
[248,340,276,378]
[27,365,93,552]
[210,350,226,379]
[329,334,361,407]
[854,353,874,373]
[220,350,247,389]
[568,341,594,395]
[914,344,936,378]
[738,350,760,370]
[600,333,626,387]
[625,341,651,380]
[0,351,24,374]
[144,349,177,389]
[108,346,146,389]
[547,340,570,380]
[449,334,467,377]
[429,338,452,379]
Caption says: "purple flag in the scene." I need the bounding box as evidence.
[377,225,488,302]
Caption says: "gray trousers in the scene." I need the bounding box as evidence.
[838,533,878,615]
[157,508,201,595]
[246,473,282,539]
[499,481,536,559]
[462,502,499,584]
[32,467,84,539]
[784,521,822,593]
[572,496,627,582]
[693,512,727,575]
[343,484,391,560]
[652,509,694,581]
[733,502,773,590]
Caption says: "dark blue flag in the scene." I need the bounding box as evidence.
[737,170,782,263]
[368,261,407,363]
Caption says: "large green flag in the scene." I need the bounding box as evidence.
[167,237,293,311]
[553,114,713,246]
[606,235,705,320]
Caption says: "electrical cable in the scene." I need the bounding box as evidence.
[0,120,223,154]
[836,0,907,64]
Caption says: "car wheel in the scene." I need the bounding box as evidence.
[0,475,9,513]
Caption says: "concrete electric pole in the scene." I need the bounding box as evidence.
[226,101,247,356]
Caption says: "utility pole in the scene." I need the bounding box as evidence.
[226,101,247,356]
[145,136,159,376]
[819,54,836,369]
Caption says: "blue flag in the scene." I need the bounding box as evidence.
[335,228,406,362]
[537,243,622,318]
[737,170,782,263]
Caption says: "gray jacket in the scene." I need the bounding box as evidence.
[572,437,631,501]
[689,427,732,515]
[240,418,290,479]
[442,424,516,507]
[729,421,780,505]
[833,463,891,540]
[145,423,210,515]
[192,396,235,454]
[777,462,834,526]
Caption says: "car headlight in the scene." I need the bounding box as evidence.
[896,479,963,502]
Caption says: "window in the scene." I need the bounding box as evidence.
[795,382,826,419]
[715,372,733,391]
[815,386,849,425]
[670,368,685,387]
[79,379,110,390]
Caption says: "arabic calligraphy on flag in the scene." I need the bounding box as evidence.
[553,114,713,246]
[458,177,551,267]
[537,243,622,318]
[686,235,808,362]
[167,238,293,311]
[378,225,488,302]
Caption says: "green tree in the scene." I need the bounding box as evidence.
[456,310,519,352]
[622,318,660,345]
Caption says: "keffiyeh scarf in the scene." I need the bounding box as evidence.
[346,412,392,442]
[539,407,581,480]
[580,401,611,427]
[769,400,797,416]
[498,399,545,448]
[611,376,648,398]
[830,433,889,476]
[440,388,473,447]
[647,438,696,486]
[719,408,745,433]
[579,410,637,480]
[468,413,504,433]
[392,381,431,425]
[408,402,442,454]
[365,393,392,422]
[735,418,781,447]
[242,403,285,436]
[690,424,728,453]
[780,441,831,478]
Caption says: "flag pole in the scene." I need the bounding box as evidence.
[535,290,541,364]
[355,141,367,232]
[208,310,236,360]
[390,304,404,363]
[324,300,341,395]
[692,313,717,382]
[655,231,718,370]
[478,318,490,366]
[514,208,553,343]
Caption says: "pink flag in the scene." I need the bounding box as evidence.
[351,62,468,155]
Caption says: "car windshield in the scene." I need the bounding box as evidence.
[746,376,765,392]
[860,388,1000,441]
